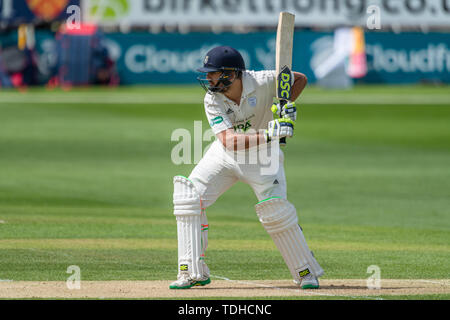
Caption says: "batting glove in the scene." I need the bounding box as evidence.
[271,102,297,121]
[264,118,295,142]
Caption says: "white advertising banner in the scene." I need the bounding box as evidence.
[82,0,450,27]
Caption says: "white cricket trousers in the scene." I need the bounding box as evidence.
[188,140,287,208]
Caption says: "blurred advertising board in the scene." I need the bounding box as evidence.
[101,31,450,84]
[82,0,450,27]
[365,32,450,83]
[1,29,448,85]
[0,0,80,25]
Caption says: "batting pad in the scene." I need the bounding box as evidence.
[255,197,324,282]
[173,176,209,280]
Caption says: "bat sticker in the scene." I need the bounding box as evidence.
[277,65,292,100]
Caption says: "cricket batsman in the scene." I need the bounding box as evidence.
[170,46,324,289]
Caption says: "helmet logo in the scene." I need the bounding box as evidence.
[204,55,209,65]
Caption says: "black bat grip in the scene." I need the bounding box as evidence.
[279,100,288,146]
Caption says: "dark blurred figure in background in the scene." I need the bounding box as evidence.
[52,23,119,87]
[0,25,40,88]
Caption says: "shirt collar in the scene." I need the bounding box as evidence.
[241,71,255,98]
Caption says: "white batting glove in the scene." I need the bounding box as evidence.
[271,102,297,121]
[264,118,295,142]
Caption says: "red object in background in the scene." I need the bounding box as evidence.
[347,27,367,79]
[10,73,23,87]
[26,0,69,21]
[60,23,98,36]
[10,73,28,92]
[46,75,60,89]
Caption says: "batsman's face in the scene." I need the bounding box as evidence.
[206,71,222,87]
[206,71,236,91]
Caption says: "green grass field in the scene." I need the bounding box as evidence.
[0,85,449,299]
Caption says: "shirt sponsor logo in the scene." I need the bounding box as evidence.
[248,96,257,107]
[234,120,252,132]
[210,116,223,126]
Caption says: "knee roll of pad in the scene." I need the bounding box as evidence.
[173,176,202,216]
[256,197,299,234]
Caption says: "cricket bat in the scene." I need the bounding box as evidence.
[275,12,295,146]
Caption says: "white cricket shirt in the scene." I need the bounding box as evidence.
[204,70,278,135]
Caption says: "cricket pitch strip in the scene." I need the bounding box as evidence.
[0,279,449,299]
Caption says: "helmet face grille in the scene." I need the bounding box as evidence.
[197,70,238,94]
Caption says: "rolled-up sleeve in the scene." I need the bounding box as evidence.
[204,96,233,134]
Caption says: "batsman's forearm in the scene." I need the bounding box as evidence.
[223,131,267,151]
[290,72,308,101]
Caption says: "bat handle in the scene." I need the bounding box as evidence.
[279,100,288,146]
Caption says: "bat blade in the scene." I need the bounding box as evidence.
[275,11,295,146]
